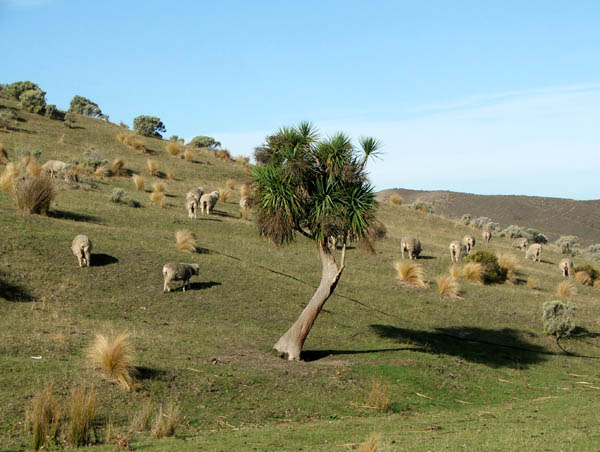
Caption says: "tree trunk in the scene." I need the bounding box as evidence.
[274,242,345,360]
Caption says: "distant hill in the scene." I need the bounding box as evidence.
[377,188,600,246]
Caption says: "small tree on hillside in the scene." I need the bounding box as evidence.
[189,136,221,149]
[252,122,381,360]
[6,81,40,100]
[69,95,103,118]
[19,89,47,114]
[133,115,166,137]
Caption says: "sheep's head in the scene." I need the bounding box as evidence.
[190,264,200,275]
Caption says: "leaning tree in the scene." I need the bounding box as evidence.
[252,122,381,360]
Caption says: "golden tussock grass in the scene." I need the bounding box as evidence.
[93,165,108,179]
[25,156,42,177]
[498,254,518,284]
[527,276,538,290]
[112,158,125,177]
[366,379,391,413]
[219,188,230,202]
[166,171,174,181]
[243,165,251,176]
[394,261,427,288]
[240,183,251,198]
[151,403,180,438]
[240,207,249,221]
[88,333,136,390]
[130,398,153,432]
[66,386,97,446]
[463,262,484,284]
[176,230,197,253]
[437,275,462,299]
[166,142,181,157]
[152,182,166,193]
[132,174,144,191]
[389,193,402,206]
[575,271,592,286]
[557,280,576,298]
[132,139,146,153]
[27,384,61,450]
[449,264,462,280]
[215,149,232,161]
[225,178,235,190]
[0,143,6,163]
[150,191,165,208]
[0,162,20,192]
[235,155,250,165]
[58,133,65,144]
[147,159,158,176]
[116,132,127,143]
[593,279,600,289]
[359,433,380,452]
[183,149,193,161]
[13,174,56,215]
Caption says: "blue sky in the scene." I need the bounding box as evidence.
[2,0,599,199]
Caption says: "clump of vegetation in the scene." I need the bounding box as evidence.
[463,262,484,284]
[389,193,402,206]
[81,150,108,171]
[460,213,472,225]
[235,155,250,165]
[499,225,526,239]
[183,149,193,161]
[25,156,42,177]
[166,171,174,181]
[472,216,499,231]
[127,199,142,208]
[557,280,576,298]
[526,228,548,244]
[133,115,166,138]
[152,182,166,193]
[366,379,391,413]
[67,386,97,446]
[166,142,180,157]
[527,276,538,290]
[130,398,153,432]
[542,300,576,347]
[437,275,462,299]
[151,403,180,438]
[225,178,235,190]
[111,158,126,177]
[0,143,7,163]
[449,264,462,280]
[133,174,144,191]
[584,244,600,261]
[215,149,233,161]
[189,135,220,149]
[6,80,40,100]
[465,250,507,284]
[150,191,165,208]
[575,271,592,286]
[147,159,158,177]
[219,187,230,202]
[359,433,381,452]
[176,230,197,253]
[63,112,76,128]
[19,88,47,113]
[93,165,109,179]
[109,188,126,204]
[69,95,103,118]
[13,174,56,215]
[498,254,518,284]
[555,236,580,255]
[0,162,20,192]
[394,261,427,288]
[408,200,434,213]
[88,333,136,390]
[573,264,599,283]
[240,183,251,198]
[27,385,61,450]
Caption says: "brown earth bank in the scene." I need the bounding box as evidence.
[377,188,600,246]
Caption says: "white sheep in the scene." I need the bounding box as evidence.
[462,234,476,253]
[200,190,220,215]
[71,234,92,267]
[401,236,422,259]
[42,160,67,177]
[482,230,492,245]
[162,262,200,293]
[559,258,573,277]
[190,187,204,202]
[185,192,199,219]
[513,237,529,251]
[526,243,542,262]
[449,240,467,263]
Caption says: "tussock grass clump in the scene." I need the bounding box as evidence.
[166,171,174,181]
[116,131,127,143]
[463,262,484,284]
[131,139,146,153]
[437,275,462,299]
[152,182,166,193]
[575,271,592,286]
[240,183,251,198]
[219,188,230,202]
[150,191,165,208]
[527,276,538,290]
[147,159,158,176]
[109,188,126,204]
[240,206,249,221]
[389,193,402,206]
[176,230,197,253]
[88,333,136,390]
[366,379,391,413]
[130,398,153,432]
[151,403,180,438]
[225,178,235,190]
[0,162,20,192]
[465,250,507,284]
[25,156,42,177]
[183,149,193,161]
[449,264,462,280]
[93,165,109,179]
[112,158,125,177]
[594,280,600,289]
[235,155,250,165]
[359,433,380,452]
[215,149,232,161]
[133,174,144,191]
[557,280,576,298]
[166,142,180,157]
[498,254,518,284]
[67,386,97,446]
[27,385,61,450]
[573,264,599,283]
[13,174,56,215]
[394,261,427,288]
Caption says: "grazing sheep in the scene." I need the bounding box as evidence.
[42,160,67,177]
[449,240,467,263]
[559,258,573,277]
[71,234,92,267]
[401,236,422,259]
[513,237,529,251]
[189,187,204,202]
[200,190,220,215]
[185,192,199,219]
[526,243,542,262]
[462,234,476,253]
[162,262,200,293]
[482,230,492,245]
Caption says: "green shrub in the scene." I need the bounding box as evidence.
[526,228,548,244]
[19,89,47,114]
[169,135,179,142]
[465,250,507,284]
[555,236,580,255]
[0,109,18,129]
[460,214,472,225]
[499,225,525,238]
[584,244,600,261]
[44,104,57,119]
[133,115,166,138]
[127,199,142,208]
[472,216,499,231]
[69,95,103,118]
[542,300,576,339]
[109,188,126,203]
[189,135,221,149]
[81,150,107,170]
[408,200,434,213]
[573,264,599,282]
[6,80,40,100]
[15,147,42,162]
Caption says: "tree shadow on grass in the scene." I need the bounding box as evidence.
[48,209,98,223]
[91,253,119,267]
[302,347,414,362]
[135,366,167,381]
[370,324,550,368]
[0,278,35,302]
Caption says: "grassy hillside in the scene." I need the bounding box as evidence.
[1,101,600,451]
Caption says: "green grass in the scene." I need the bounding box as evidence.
[1,100,600,450]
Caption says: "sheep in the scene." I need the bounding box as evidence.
[449,240,467,263]
[71,234,92,267]
[162,262,200,293]
[400,236,422,259]
[526,243,542,262]
[189,187,204,202]
[462,234,476,253]
[482,229,492,245]
[513,237,529,251]
[559,258,573,277]
[185,192,199,219]
[200,190,220,215]
[42,160,67,177]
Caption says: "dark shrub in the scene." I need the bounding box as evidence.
[19,89,46,114]
[465,250,507,284]
[555,236,580,255]
[542,300,576,339]
[133,116,166,138]
[573,264,599,282]
[69,95,103,118]
[189,136,220,149]
[6,81,40,100]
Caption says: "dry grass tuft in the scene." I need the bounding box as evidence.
[0,143,7,163]
[215,149,232,161]
[366,379,391,413]
[27,385,61,450]
[116,132,127,143]
[88,333,136,390]
[575,271,592,286]
[152,182,166,193]
[463,262,484,284]
[594,279,600,289]
[235,155,250,166]
[132,139,146,153]
[557,280,577,298]
[112,158,125,177]
[219,188,230,202]
[130,398,153,432]
[394,261,427,288]
[166,142,181,157]
[66,386,97,446]
[150,191,165,208]
[25,156,42,177]
[151,403,180,438]
[437,275,462,299]
[359,433,380,452]
[498,254,518,284]
[389,193,402,206]
[132,174,144,191]
[240,183,251,198]
[147,159,158,176]
[93,165,109,179]
[527,276,538,290]
[176,230,197,253]
[225,178,235,190]
[0,162,20,192]
[240,206,249,221]
[13,174,56,215]
[166,171,174,181]
[449,264,462,280]
[183,149,193,161]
